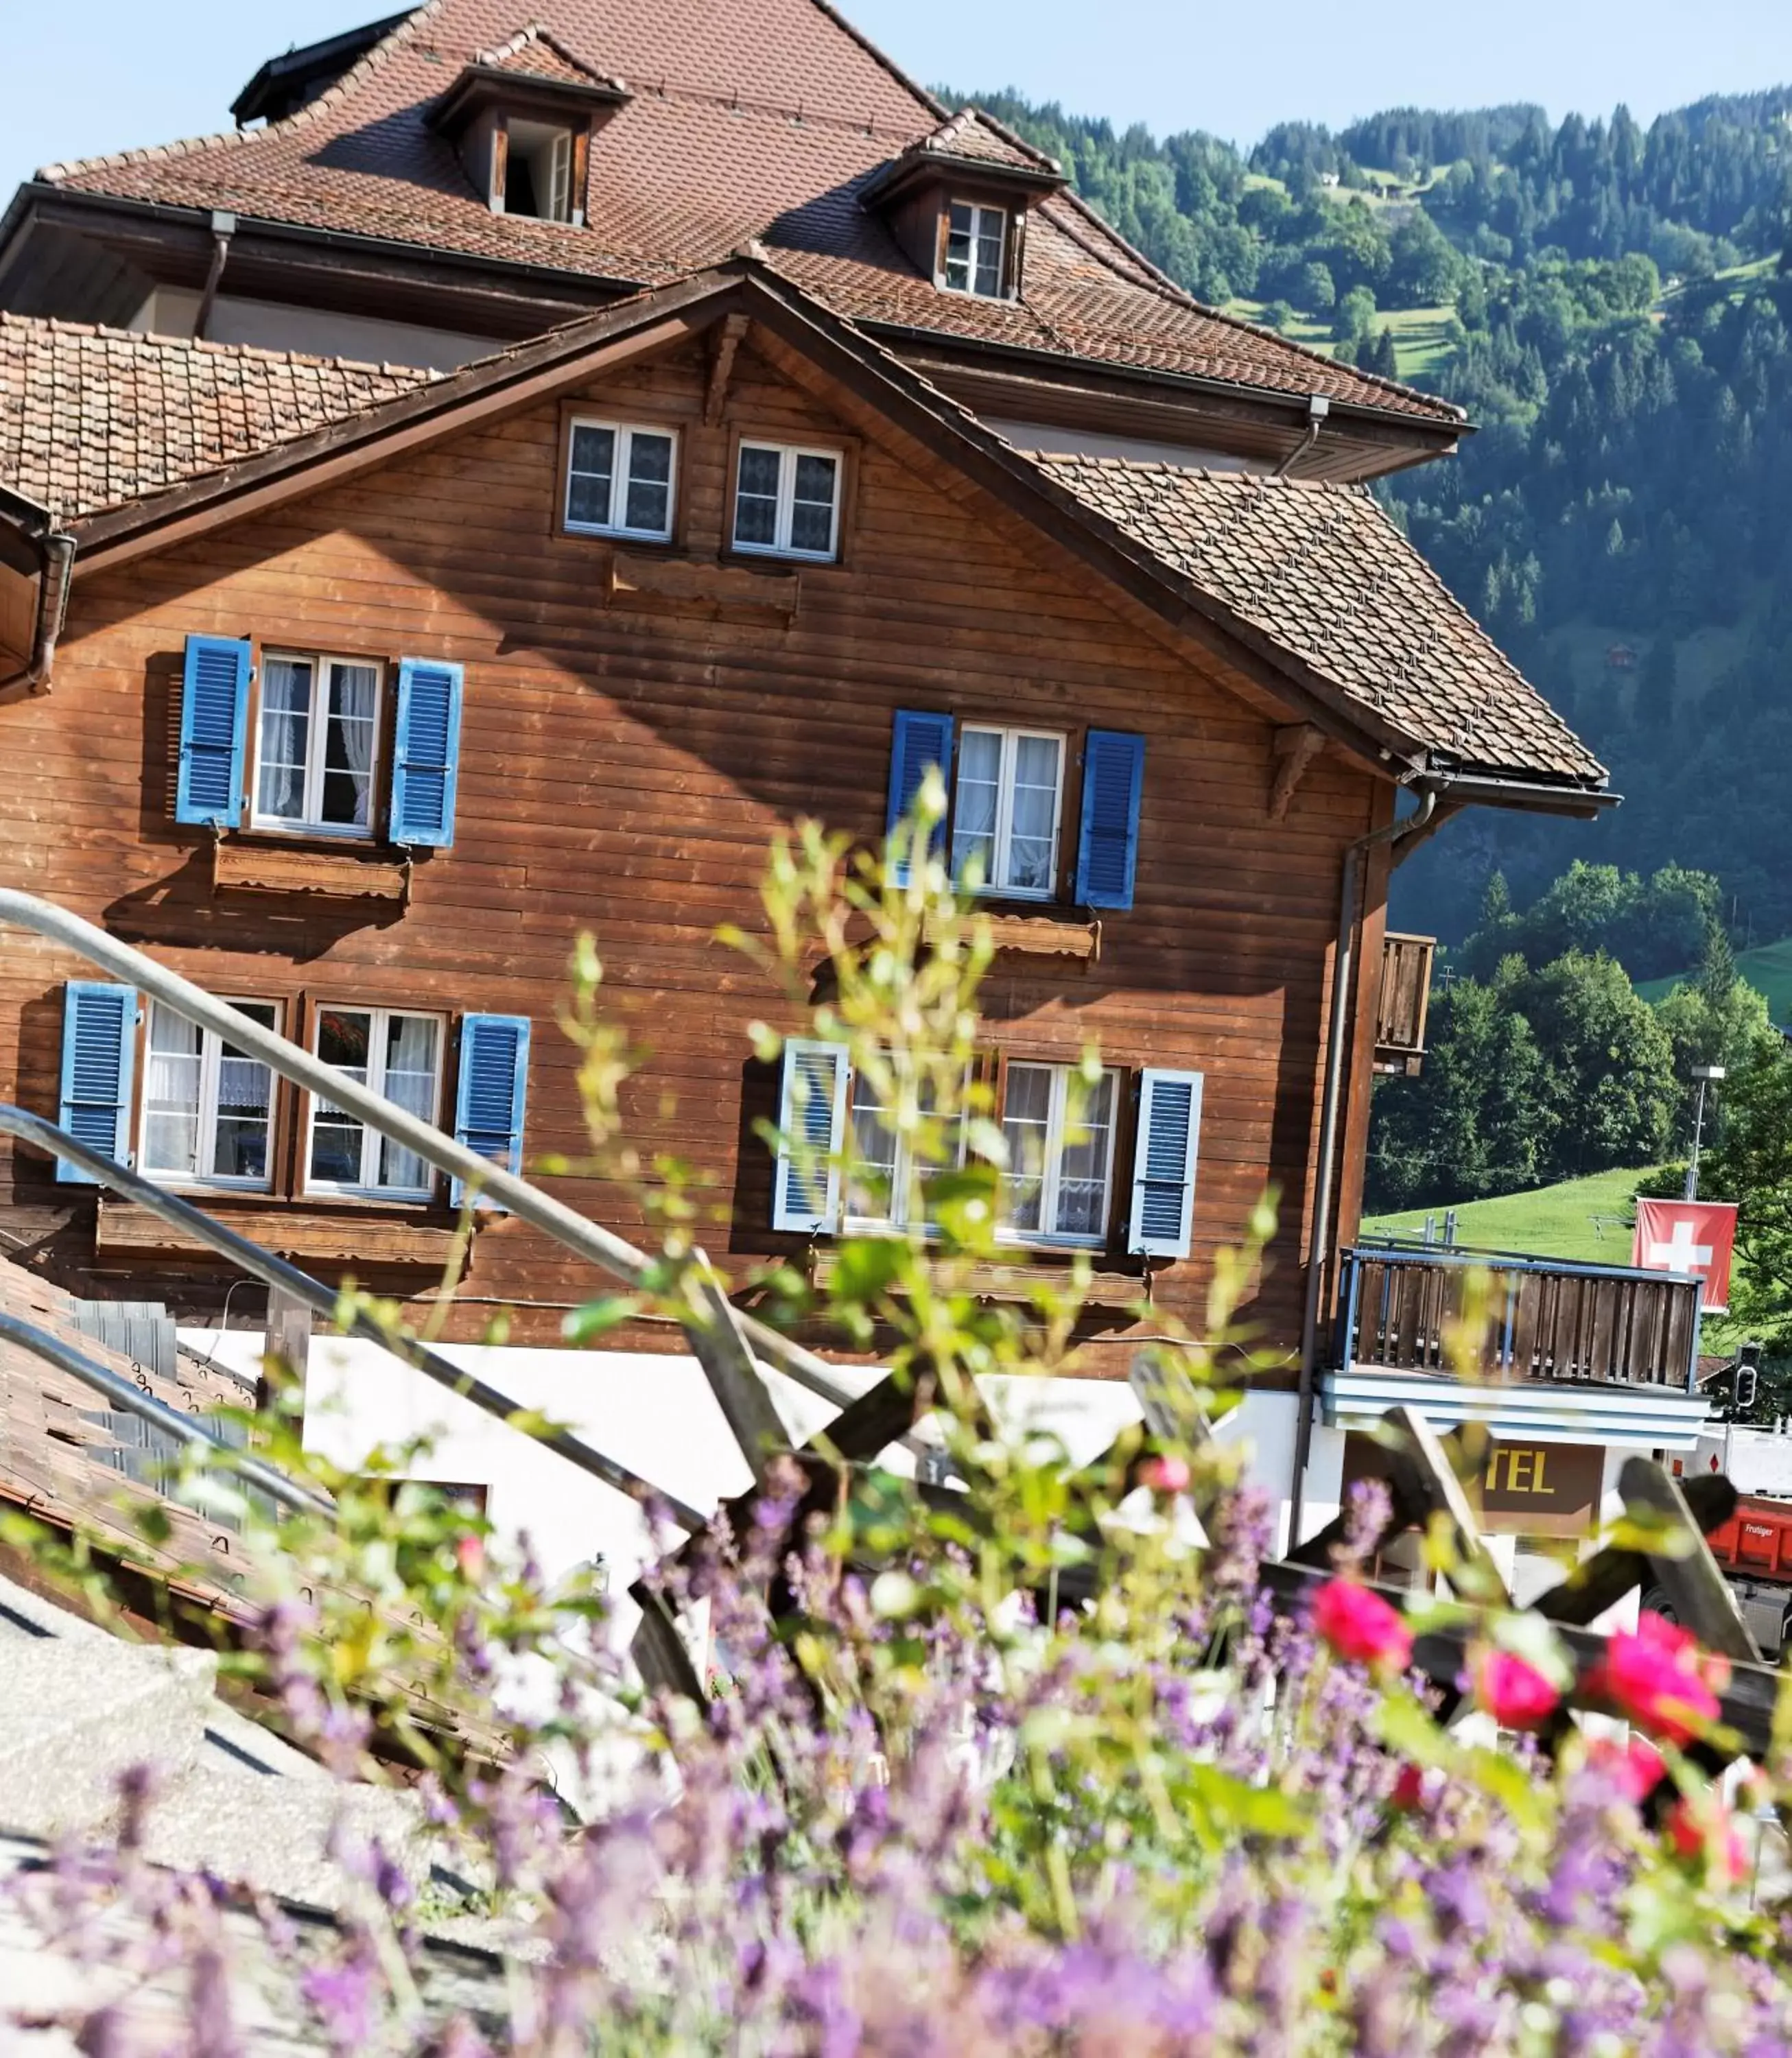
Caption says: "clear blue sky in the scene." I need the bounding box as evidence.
[5,0,1791,199]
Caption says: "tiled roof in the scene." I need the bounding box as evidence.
[886,107,1062,174]
[1030,454,1604,786]
[0,313,436,522]
[34,0,1460,427]
[475,23,617,87]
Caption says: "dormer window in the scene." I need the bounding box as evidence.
[859,109,1066,305]
[500,119,575,222]
[427,28,629,231]
[943,201,1009,297]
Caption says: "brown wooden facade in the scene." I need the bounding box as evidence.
[0,308,1404,1374]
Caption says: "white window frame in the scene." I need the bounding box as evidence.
[138,998,280,1193]
[842,1057,969,1234]
[562,417,679,541]
[997,1060,1120,1251]
[941,199,1009,297]
[303,1006,444,1203]
[251,650,384,839]
[731,440,842,562]
[952,724,1065,901]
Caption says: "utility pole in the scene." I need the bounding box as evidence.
[1685,1063,1726,1202]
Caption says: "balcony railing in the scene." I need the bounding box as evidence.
[1335,1244,1702,1391]
[1374,932,1436,1076]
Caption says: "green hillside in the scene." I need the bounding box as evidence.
[1638,938,1792,1021]
[1360,1165,1658,1264]
[958,84,1792,949]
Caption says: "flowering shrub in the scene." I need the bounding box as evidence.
[5,792,1792,2053]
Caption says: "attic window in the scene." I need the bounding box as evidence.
[942,201,1009,297]
[500,117,576,222]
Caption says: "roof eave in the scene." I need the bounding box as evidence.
[427,66,632,137]
[859,154,1066,211]
[856,316,1467,444]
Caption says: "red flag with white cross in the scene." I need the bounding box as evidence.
[1632,1198,1738,1314]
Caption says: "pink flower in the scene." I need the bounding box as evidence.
[1583,1612,1725,1746]
[455,1533,486,1581]
[1587,1734,1666,1804]
[1313,1578,1413,1671]
[1666,1796,1747,1882]
[1474,1648,1560,1730]
[1389,1762,1428,1811]
[1138,1454,1191,1494]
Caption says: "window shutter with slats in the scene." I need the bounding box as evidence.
[772,1038,847,1233]
[391,658,465,849]
[1074,729,1146,910]
[886,709,954,886]
[57,982,139,1185]
[451,1014,530,1207]
[174,635,250,826]
[1128,1068,1203,1259]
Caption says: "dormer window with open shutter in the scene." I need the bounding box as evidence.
[943,201,1009,298]
[427,27,629,230]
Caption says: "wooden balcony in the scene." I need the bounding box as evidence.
[1374,932,1436,1076]
[1334,1245,1703,1391]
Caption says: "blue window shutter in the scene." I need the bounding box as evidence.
[772,1039,847,1233]
[174,635,250,826]
[451,1014,530,1207]
[57,982,139,1185]
[1128,1068,1203,1259]
[1074,729,1146,910]
[885,709,953,886]
[391,658,465,848]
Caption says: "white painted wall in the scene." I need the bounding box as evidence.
[176,1332,1313,1615]
[131,288,497,370]
[982,418,1272,473]
[1696,1426,1792,1498]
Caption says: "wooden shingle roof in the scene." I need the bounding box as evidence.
[0,313,437,522]
[1030,454,1605,788]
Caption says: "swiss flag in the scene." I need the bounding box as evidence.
[1632,1198,1738,1313]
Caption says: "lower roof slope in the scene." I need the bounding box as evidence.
[1031,454,1606,790]
[0,313,437,522]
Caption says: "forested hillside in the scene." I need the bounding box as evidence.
[954,86,1792,946]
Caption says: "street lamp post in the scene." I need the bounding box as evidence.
[1685,1062,1727,1202]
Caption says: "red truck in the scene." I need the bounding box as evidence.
[1669,1495,1792,1659]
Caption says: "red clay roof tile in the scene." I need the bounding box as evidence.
[1030,453,1603,788]
[36,0,1461,427]
[0,313,436,522]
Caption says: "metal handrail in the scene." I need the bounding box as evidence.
[0,1107,705,1534]
[1341,1241,1700,1289]
[0,889,856,1412]
[0,1305,335,1520]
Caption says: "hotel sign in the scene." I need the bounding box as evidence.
[1344,1434,1605,1539]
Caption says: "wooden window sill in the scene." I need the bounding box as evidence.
[608,549,800,624]
[210,839,410,903]
[810,1251,1141,1309]
[95,1198,458,1266]
[923,909,1100,961]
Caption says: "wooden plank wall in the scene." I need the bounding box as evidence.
[0,332,1387,1375]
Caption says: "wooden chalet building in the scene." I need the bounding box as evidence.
[0,0,1668,1565]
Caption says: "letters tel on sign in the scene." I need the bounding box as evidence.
[1343,1432,1604,1540]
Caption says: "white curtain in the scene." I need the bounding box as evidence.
[331,663,378,827]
